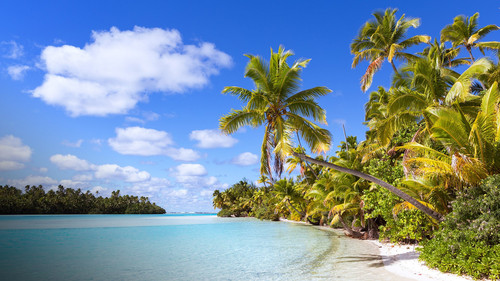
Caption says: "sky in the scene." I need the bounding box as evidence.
[0,1,499,212]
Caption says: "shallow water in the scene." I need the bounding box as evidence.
[0,215,412,280]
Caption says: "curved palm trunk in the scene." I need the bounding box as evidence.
[390,61,399,75]
[286,198,304,217]
[286,198,316,224]
[292,152,444,222]
[466,46,486,90]
[337,212,364,238]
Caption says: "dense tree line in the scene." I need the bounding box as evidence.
[0,185,165,214]
[214,9,500,279]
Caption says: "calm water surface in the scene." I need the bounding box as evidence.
[0,215,411,281]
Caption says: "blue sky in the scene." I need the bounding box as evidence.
[1,1,499,212]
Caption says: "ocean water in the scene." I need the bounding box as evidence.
[0,215,411,281]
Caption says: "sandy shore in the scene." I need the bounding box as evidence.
[280,218,473,281]
[371,240,473,281]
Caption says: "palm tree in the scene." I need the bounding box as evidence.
[219,46,332,181]
[441,13,500,63]
[402,82,500,187]
[212,190,224,209]
[351,8,430,92]
[272,178,307,219]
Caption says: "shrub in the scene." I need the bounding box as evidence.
[419,174,500,280]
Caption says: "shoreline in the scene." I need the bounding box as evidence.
[279,218,473,281]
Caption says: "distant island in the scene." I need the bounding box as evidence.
[0,185,165,214]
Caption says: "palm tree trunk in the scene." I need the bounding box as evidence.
[466,46,486,90]
[287,199,305,218]
[292,152,444,222]
[295,131,317,179]
[337,212,363,238]
[390,61,399,75]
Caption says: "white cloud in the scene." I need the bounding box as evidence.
[7,65,30,80]
[72,174,93,181]
[1,41,24,59]
[200,189,214,197]
[49,153,155,184]
[50,154,95,171]
[62,139,84,147]
[143,111,160,121]
[32,26,232,116]
[132,177,170,193]
[0,135,32,171]
[231,152,258,166]
[165,147,200,161]
[109,127,173,155]
[170,163,218,188]
[8,175,58,188]
[91,186,107,194]
[38,167,48,173]
[59,179,90,190]
[169,189,188,197]
[174,164,207,176]
[108,126,200,161]
[94,164,151,182]
[125,116,145,124]
[190,129,238,148]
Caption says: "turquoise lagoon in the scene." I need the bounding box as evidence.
[0,215,410,280]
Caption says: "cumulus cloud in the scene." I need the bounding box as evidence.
[0,135,32,171]
[8,175,58,188]
[50,154,95,171]
[108,126,200,161]
[32,26,232,116]
[50,153,152,183]
[231,152,258,166]
[189,129,238,148]
[94,164,151,182]
[175,164,207,176]
[7,65,30,80]
[170,163,218,188]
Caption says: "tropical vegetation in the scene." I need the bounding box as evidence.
[214,8,500,279]
[0,185,165,214]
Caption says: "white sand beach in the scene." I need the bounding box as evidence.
[372,240,473,281]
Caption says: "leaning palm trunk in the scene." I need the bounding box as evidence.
[337,212,364,238]
[292,152,444,222]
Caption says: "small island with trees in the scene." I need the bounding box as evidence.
[213,9,500,280]
[0,185,165,214]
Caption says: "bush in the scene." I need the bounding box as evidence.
[362,156,434,242]
[419,174,500,280]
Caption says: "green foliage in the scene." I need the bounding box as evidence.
[0,185,165,214]
[213,179,258,217]
[363,156,434,242]
[419,174,500,280]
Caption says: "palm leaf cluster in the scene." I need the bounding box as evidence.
[220,46,332,181]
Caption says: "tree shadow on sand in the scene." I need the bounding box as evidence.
[335,254,385,268]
